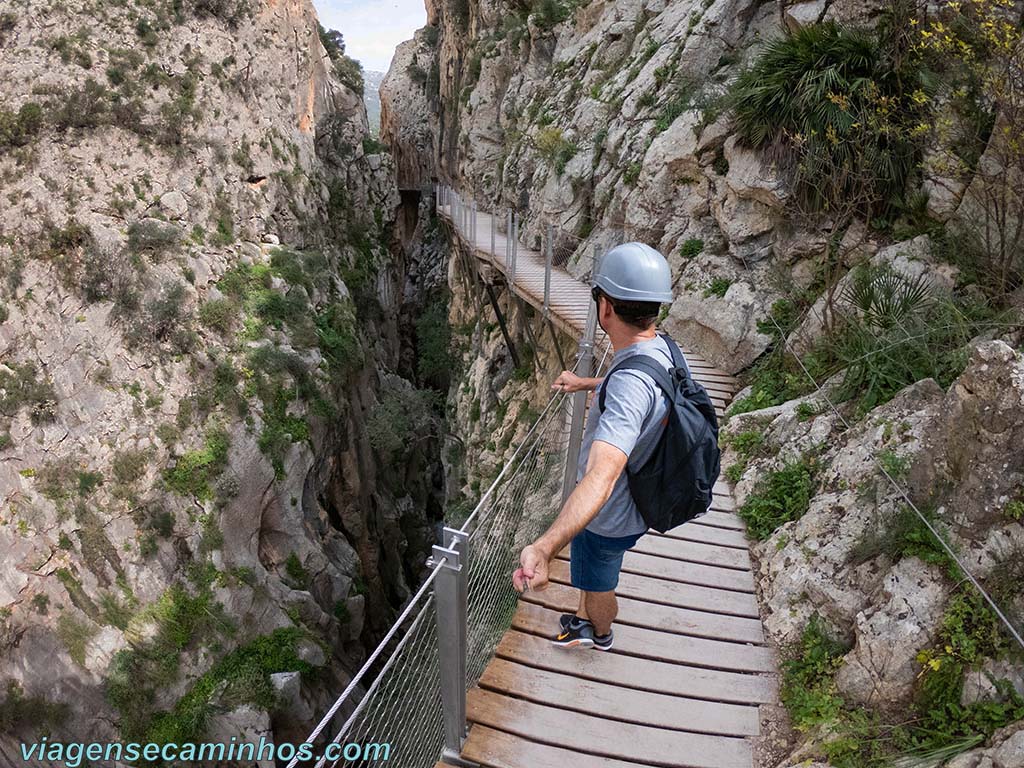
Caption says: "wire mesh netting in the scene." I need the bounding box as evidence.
[300,387,585,768]
[462,392,574,686]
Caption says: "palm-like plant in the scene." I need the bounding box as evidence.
[842,266,934,330]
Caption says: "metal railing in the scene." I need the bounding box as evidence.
[289,203,607,765]
[436,184,603,321]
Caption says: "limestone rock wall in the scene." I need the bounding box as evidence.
[0,0,444,749]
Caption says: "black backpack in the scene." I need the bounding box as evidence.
[598,333,721,533]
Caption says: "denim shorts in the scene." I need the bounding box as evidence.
[569,529,644,592]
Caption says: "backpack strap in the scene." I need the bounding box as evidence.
[598,355,674,412]
[657,332,693,381]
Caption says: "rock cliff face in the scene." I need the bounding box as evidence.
[0,0,444,750]
[382,0,1024,764]
[381,0,841,374]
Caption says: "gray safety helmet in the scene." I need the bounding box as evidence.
[592,242,673,303]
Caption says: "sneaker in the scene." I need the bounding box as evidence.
[552,617,614,651]
[558,613,576,631]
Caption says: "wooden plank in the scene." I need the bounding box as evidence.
[479,658,760,736]
[547,559,760,618]
[467,688,753,768]
[493,631,776,704]
[511,601,776,672]
[632,535,752,571]
[705,494,740,514]
[462,725,659,768]
[521,583,765,643]
[653,522,749,549]
[556,547,756,592]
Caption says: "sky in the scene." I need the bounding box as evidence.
[313,0,427,73]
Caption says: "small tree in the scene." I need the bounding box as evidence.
[919,0,1024,294]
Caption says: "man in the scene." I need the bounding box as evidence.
[511,241,680,650]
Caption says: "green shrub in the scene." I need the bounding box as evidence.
[317,301,363,382]
[532,0,570,30]
[912,590,1024,753]
[623,162,641,185]
[782,615,849,729]
[210,197,234,246]
[138,627,312,746]
[703,277,732,298]
[284,552,310,589]
[795,402,817,421]
[367,383,437,465]
[849,504,957,574]
[739,456,818,539]
[257,386,309,479]
[729,20,927,212]
[124,281,194,353]
[534,126,577,174]
[190,0,251,26]
[127,220,181,258]
[0,680,69,735]
[198,298,237,333]
[680,238,704,259]
[721,429,764,484]
[828,288,1002,417]
[0,13,16,46]
[57,613,97,666]
[334,55,364,96]
[112,448,148,487]
[654,75,697,134]
[0,361,58,425]
[416,296,453,389]
[0,102,43,149]
[163,425,230,500]
[105,580,235,741]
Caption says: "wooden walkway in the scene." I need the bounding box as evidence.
[436,199,776,768]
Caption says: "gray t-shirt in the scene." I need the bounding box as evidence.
[578,334,680,538]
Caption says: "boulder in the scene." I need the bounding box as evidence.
[834,557,951,709]
[784,0,827,30]
[945,721,1024,768]
[962,659,1024,706]
[205,705,275,767]
[662,280,774,374]
[159,190,189,219]
[911,341,1024,539]
[713,136,788,262]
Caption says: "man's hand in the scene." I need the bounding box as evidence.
[513,543,550,593]
[552,371,601,393]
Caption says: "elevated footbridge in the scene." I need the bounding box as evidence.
[289,186,778,768]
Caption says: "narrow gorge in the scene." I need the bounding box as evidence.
[2,0,1024,766]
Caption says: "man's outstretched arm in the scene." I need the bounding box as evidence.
[551,370,603,393]
[512,440,628,592]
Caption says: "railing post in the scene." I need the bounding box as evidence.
[490,208,496,257]
[505,209,512,269]
[544,223,553,317]
[430,527,470,765]
[510,213,518,286]
[561,300,598,503]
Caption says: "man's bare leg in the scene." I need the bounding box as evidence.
[583,590,617,636]
[576,591,588,621]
